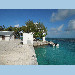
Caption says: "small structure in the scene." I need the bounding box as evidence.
[42,33,46,42]
[23,32,33,45]
[0,31,14,41]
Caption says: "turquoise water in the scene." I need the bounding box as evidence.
[34,38,75,65]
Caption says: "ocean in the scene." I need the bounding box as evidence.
[34,38,75,65]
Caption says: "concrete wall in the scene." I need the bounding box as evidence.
[5,36,10,41]
[0,34,14,41]
[0,36,2,41]
[6,34,14,41]
[23,33,33,45]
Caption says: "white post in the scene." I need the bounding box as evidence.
[42,33,45,42]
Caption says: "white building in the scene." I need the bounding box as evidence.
[23,32,33,45]
[0,31,14,41]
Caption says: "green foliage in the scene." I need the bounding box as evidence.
[0,25,5,31]
[25,20,36,33]
[0,20,47,39]
[5,26,13,31]
[24,20,47,39]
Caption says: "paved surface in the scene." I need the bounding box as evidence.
[0,39,38,65]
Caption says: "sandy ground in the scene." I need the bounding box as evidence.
[0,39,38,65]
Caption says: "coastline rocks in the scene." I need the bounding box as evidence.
[33,41,59,47]
[33,41,49,46]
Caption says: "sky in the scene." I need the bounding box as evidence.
[0,9,75,38]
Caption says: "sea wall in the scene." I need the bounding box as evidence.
[33,41,49,46]
[33,41,58,47]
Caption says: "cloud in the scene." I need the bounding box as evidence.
[14,24,19,28]
[57,24,64,31]
[50,24,64,32]
[47,20,75,38]
[47,29,75,38]
[65,20,75,31]
[47,24,64,38]
[51,9,75,22]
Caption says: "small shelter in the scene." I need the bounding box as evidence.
[0,31,14,41]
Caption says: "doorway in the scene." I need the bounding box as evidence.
[2,35,5,40]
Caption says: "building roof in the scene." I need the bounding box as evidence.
[0,31,14,36]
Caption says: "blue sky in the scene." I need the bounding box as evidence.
[0,9,75,38]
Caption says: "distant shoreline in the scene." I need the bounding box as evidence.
[46,38,75,39]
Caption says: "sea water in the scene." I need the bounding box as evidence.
[34,38,75,65]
